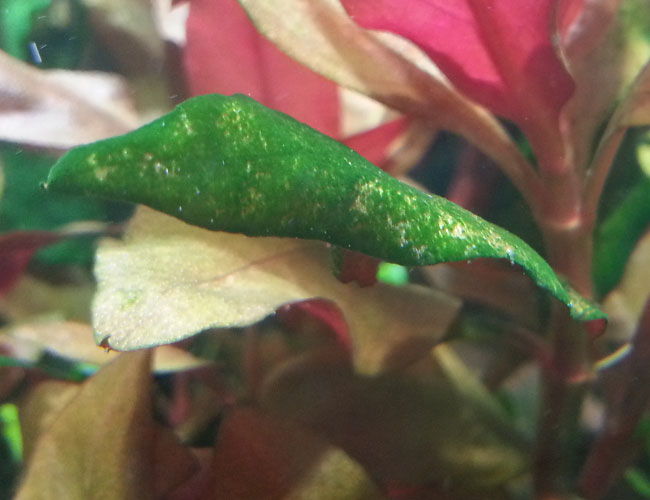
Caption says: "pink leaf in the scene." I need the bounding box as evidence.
[184,0,340,137]
[342,118,409,170]
[342,0,575,171]
[277,299,353,356]
[557,0,587,38]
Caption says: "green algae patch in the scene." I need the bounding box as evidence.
[46,93,605,323]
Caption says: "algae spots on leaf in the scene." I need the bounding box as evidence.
[46,93,606,323]
[94,166,112,182]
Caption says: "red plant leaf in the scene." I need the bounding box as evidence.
[342,117,410,170]
[557,0,587,37]
[336,249,381,287]
[211,408,381,498]
[0,231,62,296]
[277,298,353,355]
[341,0,575,170]
[184,0,412,168]
[184,0,340,137]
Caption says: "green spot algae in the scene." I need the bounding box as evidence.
[46,94,605,322]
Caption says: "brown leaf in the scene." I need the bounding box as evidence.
[0,274,95,324]
[18,380,79,463]
[0,50,138,149]
[81,0,165,76]
[15,350,195,500]
[261,344,528,493]
[212,407,384,499]
[1,320,212,373]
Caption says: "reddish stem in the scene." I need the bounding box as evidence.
[530,153,596,498]
[579,297,650,499]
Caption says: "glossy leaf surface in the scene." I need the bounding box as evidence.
[46,94,604,322]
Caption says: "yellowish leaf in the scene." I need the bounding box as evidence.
[16,351,197,499]
[93,207,460,374]
[603,229,650,342]
[16,351,155,499]
[1,320,211,373]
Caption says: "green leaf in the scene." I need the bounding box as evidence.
[0,404,22,463]
[0,147,130,267]
[0,0,51,60]
[625,467,650,499]
[594,177,650,297]
[46,93,605,322]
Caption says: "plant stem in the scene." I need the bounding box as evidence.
[534,308,592,499]
[536,165,596,298]
[579,298,650,499]
[583,129,626,222]
[532,156,596,498]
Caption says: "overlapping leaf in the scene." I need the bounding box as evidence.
[0,50,138,149]
[15,351,197,499]
[90,207,460,375]
[236,0,536,197]
[185,0,339,137]
[261,343,529,492]
[212,408,383,499]
[340,0,575,171]
[47,94,605,323]
[185,0,413,173]
[0,320,212,374]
